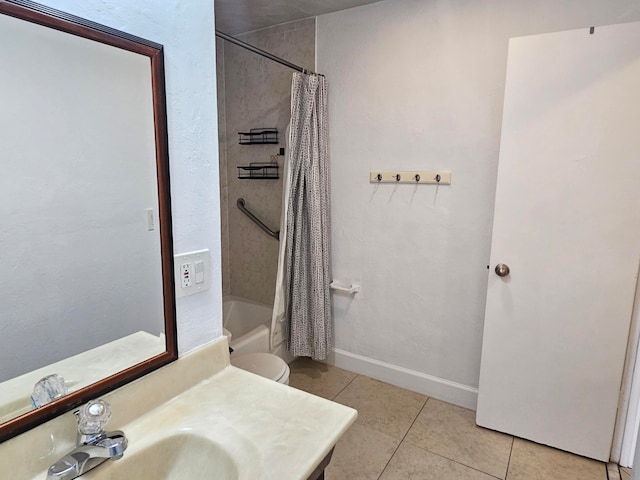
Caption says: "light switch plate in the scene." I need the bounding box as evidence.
[174,249,210,298]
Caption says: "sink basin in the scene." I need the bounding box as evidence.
[14,339,356,480]
[84,433,241,480]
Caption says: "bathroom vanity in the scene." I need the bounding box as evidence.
[0,336,357,479]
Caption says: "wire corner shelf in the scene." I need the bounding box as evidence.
[238,128,278,145]
[237,162,279,180]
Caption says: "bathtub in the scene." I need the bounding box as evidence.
[223,296,272,356]
[223,296,293,362]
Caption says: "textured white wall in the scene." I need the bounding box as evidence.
[37,0,222,355]
[318,0,640,407]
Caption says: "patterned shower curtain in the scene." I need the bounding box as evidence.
[285,72,332,360]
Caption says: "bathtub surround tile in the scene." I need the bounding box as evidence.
[404,398,512,479]
[325,423,399,480]
[283,29,316,72]
[379,442,498,480]
[216,39,231,298]
[506,438,606,480]
[333,375,427,441]
[219,18,315,302]
[289,358,357,400]
[237,18,301,38]
[240,17,316,72]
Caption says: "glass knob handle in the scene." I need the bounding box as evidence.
[77,399,112,435]
[495,264,510,277]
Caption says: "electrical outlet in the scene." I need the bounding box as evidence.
[174,250,210,298]
[181,262,193,288]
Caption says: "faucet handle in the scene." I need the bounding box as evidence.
[77,399,112,436]
[31,374,68,408]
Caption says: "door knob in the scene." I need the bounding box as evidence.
[495,264,510,277]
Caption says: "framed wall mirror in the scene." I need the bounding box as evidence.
[0,0,177,442]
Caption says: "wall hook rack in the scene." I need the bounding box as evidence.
[369,171,451,185]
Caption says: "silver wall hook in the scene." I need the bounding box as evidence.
[369,171,451,185]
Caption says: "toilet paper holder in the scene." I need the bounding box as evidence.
[330,281,360,294]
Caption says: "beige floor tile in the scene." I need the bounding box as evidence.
[607,462,622,480]
[621,466,632,480]
[325,423,399,480]
[404,398,512,479]
[506,438,606,480]
[333,375,428,441]
[379,442,498,480]
[288,357,357,400]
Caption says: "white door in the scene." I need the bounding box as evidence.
[476,22,640,461]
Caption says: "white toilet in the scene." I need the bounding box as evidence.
[231,352,290,385]
[224,328,290,385]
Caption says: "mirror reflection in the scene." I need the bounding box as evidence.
[0,5,170,428]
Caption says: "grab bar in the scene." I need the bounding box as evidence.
[236,198,280,241]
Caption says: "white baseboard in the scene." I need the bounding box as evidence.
[324,348,478,411]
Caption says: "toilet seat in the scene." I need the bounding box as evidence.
[231,353,289,384]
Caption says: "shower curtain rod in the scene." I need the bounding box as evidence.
[215,29,320,76]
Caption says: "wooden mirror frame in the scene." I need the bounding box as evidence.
[0,0,177,443]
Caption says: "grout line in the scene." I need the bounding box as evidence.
[606,462,626,480]
[378,395,510,480]
[504,436,515,479]
[330,372,359,400]
[324,367,507,480]
[414,447,504,480]
[376,396,431,479]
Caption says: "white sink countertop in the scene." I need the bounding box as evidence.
[0,331,165,424]
[84,366,355,479]
[0,337,357,479]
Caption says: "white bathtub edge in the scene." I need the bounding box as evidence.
[230,325,270,356]
[222,295,273,309]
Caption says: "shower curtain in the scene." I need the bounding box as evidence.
[272,72,331,360]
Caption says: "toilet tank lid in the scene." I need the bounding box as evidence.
[231,353,288,380]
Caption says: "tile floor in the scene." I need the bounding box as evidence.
[288,358,632,480]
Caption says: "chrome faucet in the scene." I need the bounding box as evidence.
[47,399,127,480]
